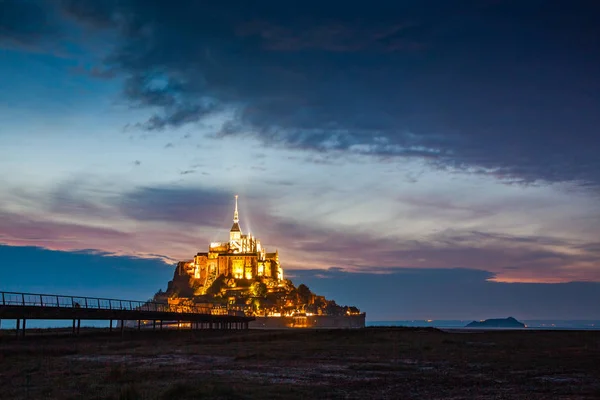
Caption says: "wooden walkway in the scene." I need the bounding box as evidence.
[0,291,254,337]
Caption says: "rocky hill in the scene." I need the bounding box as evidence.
[154,266,361,318]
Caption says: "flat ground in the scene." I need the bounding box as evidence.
[0,327,599,399]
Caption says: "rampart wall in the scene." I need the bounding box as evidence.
[249,313,365,329]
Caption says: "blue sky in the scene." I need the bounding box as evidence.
[1,0,599,319]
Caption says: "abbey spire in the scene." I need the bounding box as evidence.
[230,195,242,246]
[233,194,239,224]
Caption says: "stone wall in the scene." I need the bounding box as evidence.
[249,313,366,329]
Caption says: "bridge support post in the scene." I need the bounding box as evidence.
[137,320,141,331]
[72,319,76,335]
[22,319,26,337]
[77,319,81,335]
[16,319,20,338]
[160,320,163,330]
[109,319,113,332]
[153,320,156,330]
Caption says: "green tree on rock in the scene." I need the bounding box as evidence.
[206,275,227,296]
[297,284,312,305]
[251,281,268,298]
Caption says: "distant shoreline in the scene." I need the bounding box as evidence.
[367,320,600,330]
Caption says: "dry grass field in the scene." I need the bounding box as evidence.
[0,327,599,399]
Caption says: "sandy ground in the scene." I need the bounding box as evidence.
[0,327,599,399]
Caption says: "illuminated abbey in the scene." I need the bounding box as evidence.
[175,196,283,292]
[157,195,364,327]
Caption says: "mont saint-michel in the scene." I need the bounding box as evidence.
[154,196,365,328]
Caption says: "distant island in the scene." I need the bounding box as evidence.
[466,317,526,328]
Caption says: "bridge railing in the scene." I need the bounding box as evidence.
[0,291,240,316]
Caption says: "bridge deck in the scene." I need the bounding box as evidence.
[0,291,254,336]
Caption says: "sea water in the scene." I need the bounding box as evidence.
[1,319,599,330]
[367,320,600,330]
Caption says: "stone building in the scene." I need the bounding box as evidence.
[175,196,283,291]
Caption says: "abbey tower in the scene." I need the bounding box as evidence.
[175,196,283,293]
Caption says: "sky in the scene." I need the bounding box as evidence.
[1,0,599,320]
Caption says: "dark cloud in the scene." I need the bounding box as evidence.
[0,210,131,244]
[54,0,600,188]
[2,183,599,282]
[123,75,222,131]
[96,184,600,281]
[264,179,295,187]
[2,244,599,319]
[259,218,600,282]
[70,65,118,79]
[44,181,112,219]
[0,0,62,50]
[235,19,422,53]
[0,245,172,300]
[116,186,234,226]
[289,267,600,320]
